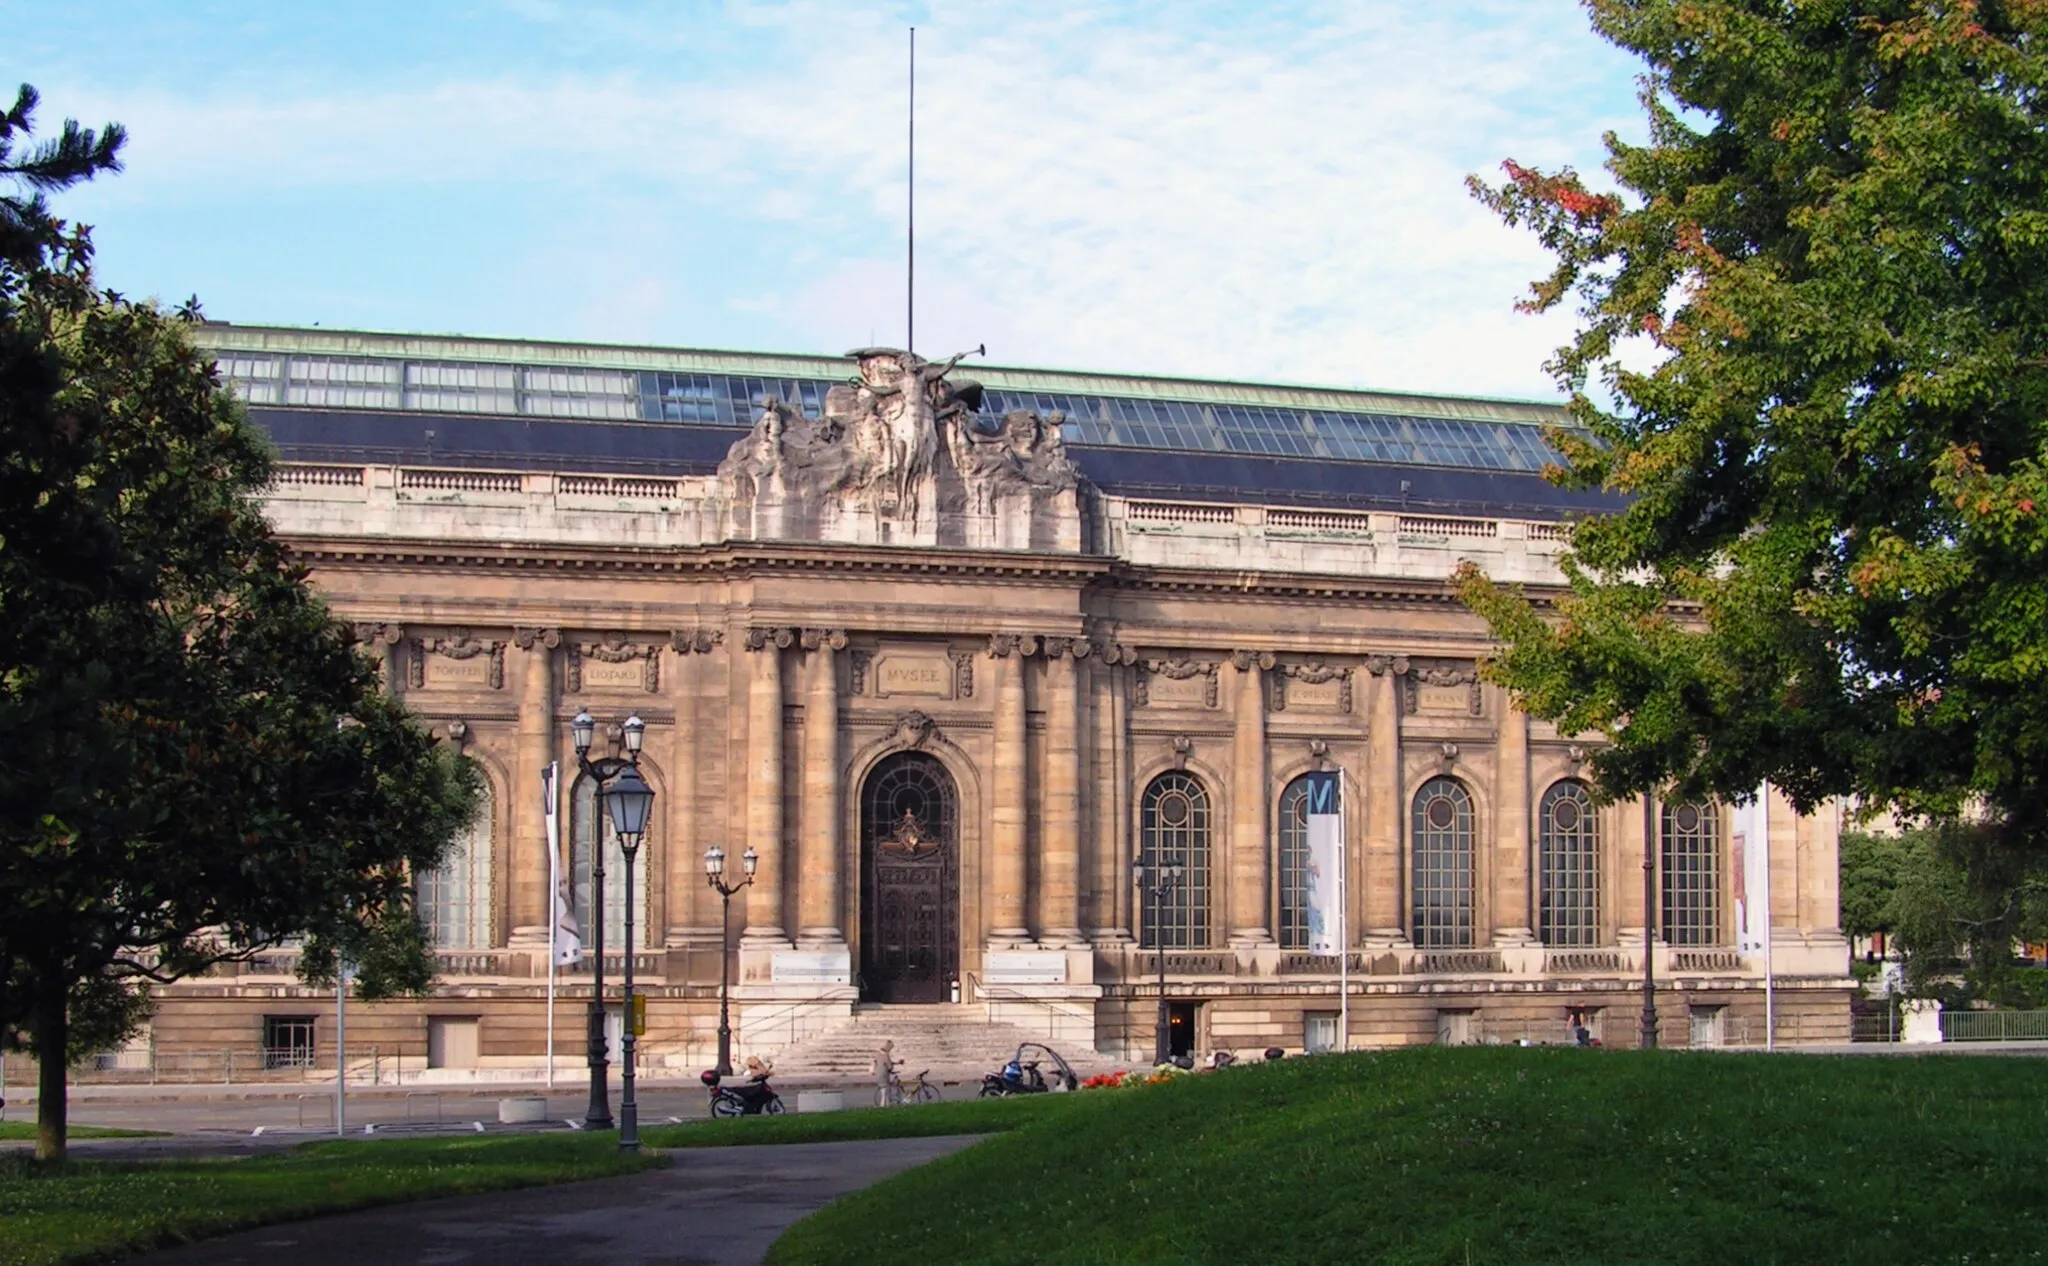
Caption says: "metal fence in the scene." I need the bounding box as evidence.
[1941,1010,2048,1042]
[56,1046,418,1085]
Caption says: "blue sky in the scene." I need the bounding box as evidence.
[10,1,1646,399]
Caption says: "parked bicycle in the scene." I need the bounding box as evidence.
[885,1067,941,1106]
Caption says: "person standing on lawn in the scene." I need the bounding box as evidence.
[874,1040,900,1106]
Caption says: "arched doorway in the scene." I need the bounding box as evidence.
[859,751,960,1003]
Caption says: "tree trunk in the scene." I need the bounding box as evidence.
[34,984,66,1163]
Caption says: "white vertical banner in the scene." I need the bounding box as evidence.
[547,762,579,966]
[1733,786,1771,957]
[1303,771,1344,956]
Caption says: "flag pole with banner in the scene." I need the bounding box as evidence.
[1733,782,1774,1049]
[1301,769,1346,1052]
[542,761,564,1087]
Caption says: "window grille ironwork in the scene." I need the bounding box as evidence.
[1277,775,1315,949]
[1139,772,1212,948]
[419,779,493,949]
[1411,776,1474,947]
[262,1015,316,1070]
[571,774,648,949]
[1538,779,1598,947]
[1661,801,1721,946]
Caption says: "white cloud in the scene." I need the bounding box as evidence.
[39,0,1644,398]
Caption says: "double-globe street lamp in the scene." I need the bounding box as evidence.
[1131,857,1185,1067]
[571,710,655,1150]
[703,844,758,1077]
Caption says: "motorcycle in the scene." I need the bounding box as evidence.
[978,1042,1079,1098]
[702,1068,785,1117]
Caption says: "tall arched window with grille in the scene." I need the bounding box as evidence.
[571,774,649,950]
[1661,801,1721,946]
[1138,772,1211,949]
[1411,776,1475,948]
[1538,780,1598,946]
[1276,775,1317,949]
[419,779,493,949]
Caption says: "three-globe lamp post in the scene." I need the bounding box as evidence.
[1132,858,1185,1067]
[704,844,758,1077]
[571,709,655,1151]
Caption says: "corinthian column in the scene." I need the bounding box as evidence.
[1040,638,1085,946]
[1364,655,1410,944]
[509,626,560,945]
[988,634,1033,943]
[1493,685,1535,944]
[743,627,792,945]
[1229,650,1275,947]
[798,628,847,945]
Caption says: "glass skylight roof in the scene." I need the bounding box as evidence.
[211,350,1570,475]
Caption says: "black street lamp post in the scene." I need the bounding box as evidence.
[1131,858,1185,1067]
[570,710,651,1135]
[1640,793,1659,1050]
[704,844,758,1077]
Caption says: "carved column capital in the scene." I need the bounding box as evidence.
[1230,649,1277,672]
[986,633,1041,658]
[799,628,849,651]
[671,628,725,654]
[353,621,404,646]
[512,627,561,650]
[745,626,796,651]
[1364,653,1410,677]
[1041,635,1086,660]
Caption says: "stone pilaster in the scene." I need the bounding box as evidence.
[1493,685,1535,945]
[352,622,404,694]
[1616,792,1652,945]
[1364,654,1409,945]
[988,634,1035,943]
[666,628,722,945]
[1229,650,1275,947]
[1039,637,1085,947]
[743,626,793,945]
[508,626,560,947]
[797,628,847,945]
[1090,643,1137,940]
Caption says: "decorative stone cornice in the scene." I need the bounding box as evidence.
[512,627,561,650]
[671,628,724,654]
[799,628,849,651]
[744,626,797,651]
[568,634,661,693]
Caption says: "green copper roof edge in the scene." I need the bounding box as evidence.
[191,323,1571,428]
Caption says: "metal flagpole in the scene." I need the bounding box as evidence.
[1761,782,1775,1051]
[544,761,559,1089]
[335,960,349,1138]
[907,25,915,352]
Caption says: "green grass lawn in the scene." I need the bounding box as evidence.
[0,1133,662,1266]
[769,1048,2048,1265]
[641,1092,1085,1150]
[0,1124,159,1142]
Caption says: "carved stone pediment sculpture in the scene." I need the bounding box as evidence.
[717,347,1083,551]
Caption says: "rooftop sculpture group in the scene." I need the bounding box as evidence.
[717,347,1082,550]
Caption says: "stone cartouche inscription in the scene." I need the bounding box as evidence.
[873,654,953,699]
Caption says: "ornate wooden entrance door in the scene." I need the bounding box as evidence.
[860,752,959,1004]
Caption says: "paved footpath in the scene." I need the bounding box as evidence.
[130,1135,980,1266]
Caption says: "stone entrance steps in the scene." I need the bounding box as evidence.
[767,1003,1104,1081]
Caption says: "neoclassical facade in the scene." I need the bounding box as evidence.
[142,326,1852,1072]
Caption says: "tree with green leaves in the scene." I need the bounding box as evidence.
[0,86,480,1162]
[1840,825,2048,999]
[1457,4,2048,883]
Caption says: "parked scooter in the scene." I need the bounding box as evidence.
[702,1067,785,1117]
[978,1042,1079,1098]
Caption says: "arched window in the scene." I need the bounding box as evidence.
[1538,780,1598,947]
[1276,776,1315,949]
[572,774,650,950]
[1661,801,1721,947]
[1411,776,1474,948]
[1138,772,1211,949]
[419,779,493,949]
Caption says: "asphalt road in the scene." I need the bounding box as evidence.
[127,1135,981,1266]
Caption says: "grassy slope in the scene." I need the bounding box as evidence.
[770,1048,2048,1266]
[0,1134,661,1266]
[0,1125,158,1142]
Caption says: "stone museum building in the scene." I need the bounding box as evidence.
[137,323,1852,1076]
